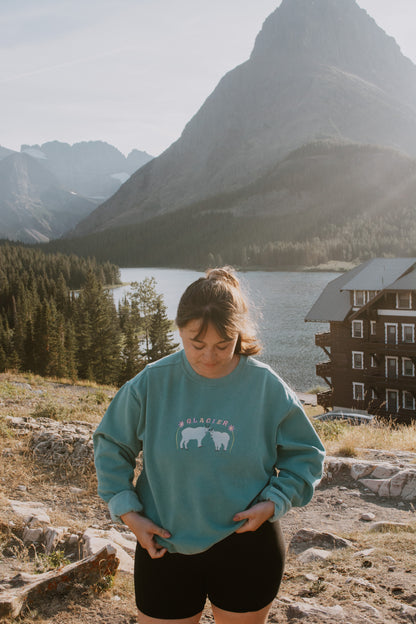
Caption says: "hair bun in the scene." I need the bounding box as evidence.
[206,266,239,288]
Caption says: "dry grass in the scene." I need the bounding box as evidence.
[304,405,416,458]
[323,420,416,457]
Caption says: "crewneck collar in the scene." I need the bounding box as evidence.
[181,350,247,386]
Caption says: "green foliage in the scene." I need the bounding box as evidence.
[312,419,347,441]
[0,242,178,386]
[35,549,70,573]
[31,401,68,421]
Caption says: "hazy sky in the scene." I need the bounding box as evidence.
[2,0,416,157]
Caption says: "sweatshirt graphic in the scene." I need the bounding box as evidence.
[93,350,325,555]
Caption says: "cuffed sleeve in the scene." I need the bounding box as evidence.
[107,490,143,524]
[258,399,325,522]
[93,377,145,524]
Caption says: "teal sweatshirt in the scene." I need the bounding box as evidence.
[93,350,325,555]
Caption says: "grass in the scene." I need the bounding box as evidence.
[304,406,416,457]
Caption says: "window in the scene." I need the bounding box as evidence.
[385,323,398,345]
[386,357,398,379]
[352,352,364,369]
[354,291,366,306]
[386,389,399,414]
[352,320,363,338]
[403,391,415,411]
[371,389,377,400]
[367,291,377,301]
[402,358,415,377]
[370,355,377,368]
[353,382,365,401]
[370,321,377,336]
[397,291,412,309]
[402,324,415,343]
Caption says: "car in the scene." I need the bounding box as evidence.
[314,411,374,425]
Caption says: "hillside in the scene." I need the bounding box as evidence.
[0,141,153,243]
[72,0,416,243]
[49,142,416,268]
[0,372,415,623]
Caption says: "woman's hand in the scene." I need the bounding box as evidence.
[233,501,275,533]
[120,511,171,559]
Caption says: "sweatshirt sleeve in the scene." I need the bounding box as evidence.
[93,378,144,523]
[257,396,325,522]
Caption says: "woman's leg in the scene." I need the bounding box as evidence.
[137,609,203,624]
[211,602,272,624]
[134,543,206,621]
[206,522,285,621]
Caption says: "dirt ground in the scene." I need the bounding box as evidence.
[1,373,415,623]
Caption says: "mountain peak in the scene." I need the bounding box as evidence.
[251,0,415,99]
[72,0,416,238]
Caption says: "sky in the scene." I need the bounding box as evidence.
[2,0,416,158]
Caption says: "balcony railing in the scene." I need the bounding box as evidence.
[364,341,416,356]
[317,390,333,409]
[316,361,332,378]
[315,332,331,348]
[365,371,416,390]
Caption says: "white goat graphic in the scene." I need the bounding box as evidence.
[210,430,230,451]
[180,426,209,449]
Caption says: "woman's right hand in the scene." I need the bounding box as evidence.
[120,511,171,559]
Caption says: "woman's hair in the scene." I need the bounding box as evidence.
[175,266,261,356]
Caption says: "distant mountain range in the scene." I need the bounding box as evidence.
[10,0,416,266]
[67,0,416,271]
[0,141,153,243]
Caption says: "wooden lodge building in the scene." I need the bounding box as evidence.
[305,258,416,423]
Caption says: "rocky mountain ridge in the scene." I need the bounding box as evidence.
[0,141,153,243]
[0,153,97,243]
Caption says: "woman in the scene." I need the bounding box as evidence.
[93,267,325,624]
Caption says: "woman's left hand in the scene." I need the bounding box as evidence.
[233,501,275,533]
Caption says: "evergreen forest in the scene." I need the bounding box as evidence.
[0,242,178,385]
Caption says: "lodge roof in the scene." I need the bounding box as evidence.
[305,258,416,322]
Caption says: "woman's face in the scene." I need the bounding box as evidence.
[179,319,239,378]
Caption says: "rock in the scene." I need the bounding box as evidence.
[400,603,416,618]
[8,500,51,525]
[0,545,119,618]
[286,601,345,620]
[360,512,376,522]
[353,601,381,618]
[298,548,331,563]
[359,469,416,500]
[368,521,413,533]
[303,573,319,582]
[289,528,353,554]
[82,527,135,574]
[353,548,376,558]
[346,576,377,592]
[43,527,67,554]
[350,462,375,480]
[22,528,43,544]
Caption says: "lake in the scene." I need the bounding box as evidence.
[112,268,337,392]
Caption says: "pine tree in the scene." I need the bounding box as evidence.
[75,272,121,384]
[148,298,179,362]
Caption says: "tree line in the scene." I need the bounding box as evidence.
[0,242,178,385]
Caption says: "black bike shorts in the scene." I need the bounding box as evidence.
[134,521,285,619]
